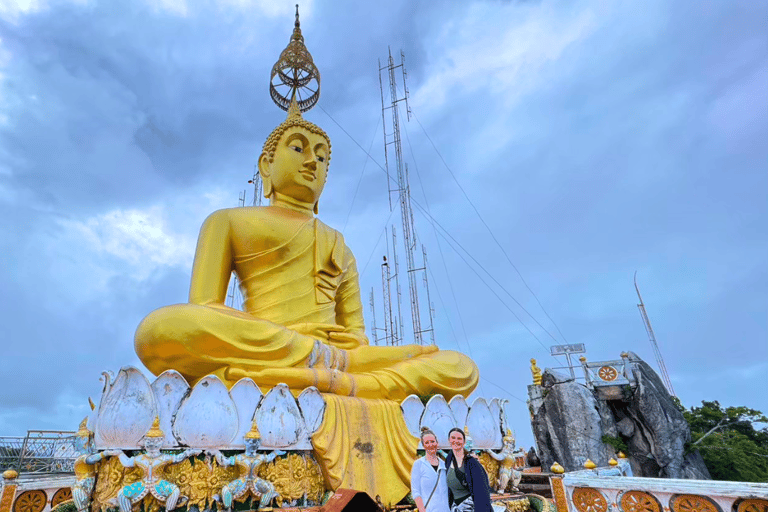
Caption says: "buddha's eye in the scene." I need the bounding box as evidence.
[317,155,325,163]
[290,144,303,153]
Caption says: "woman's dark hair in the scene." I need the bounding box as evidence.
[447,427,465,440]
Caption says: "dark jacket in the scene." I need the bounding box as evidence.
[444,451,492,512]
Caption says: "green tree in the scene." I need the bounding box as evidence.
[684,401,768,482]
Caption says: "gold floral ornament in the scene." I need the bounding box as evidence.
[476,452,500,490]
[164,457,239,511]
[257,453,325,504]
[92,457,142,512]
[269,4,320,112]
[620,491,661,512]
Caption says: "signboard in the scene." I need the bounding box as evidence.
[550,343,586,356]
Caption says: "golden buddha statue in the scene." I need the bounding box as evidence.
[134,100,478,400]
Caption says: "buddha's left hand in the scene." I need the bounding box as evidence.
[327,330,369,349]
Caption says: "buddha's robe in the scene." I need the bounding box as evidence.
[135,206,478,400]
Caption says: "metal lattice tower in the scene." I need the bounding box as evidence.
[226,191,247,310]
[634,272,675,396]
[249,165,263,206]
[379,48,434,345]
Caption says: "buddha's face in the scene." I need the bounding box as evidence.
[260,126,329,206]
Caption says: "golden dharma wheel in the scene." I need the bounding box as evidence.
[620,491,661,512]
[598,366,618,381]
[738,499,768,512]
[670,494,719,512]
[50,488,73,509]
[572,487,608,512]
[13,490,47,512]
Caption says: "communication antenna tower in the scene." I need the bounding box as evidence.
[634,272,675,396]
[248,165,263,206]
[379,48,434,345]
[369,288,381,345]
[226,190,247,309]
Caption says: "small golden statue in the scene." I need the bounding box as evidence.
[530,358,542,386]
[485,430,522,493]
[208,421,285,510]
[133,7,478,402]
[110,418,201,512]
[72,418,110,512]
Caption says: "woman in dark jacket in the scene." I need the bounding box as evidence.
[443,428,493,512]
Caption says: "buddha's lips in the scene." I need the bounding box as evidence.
[299,170,316,181]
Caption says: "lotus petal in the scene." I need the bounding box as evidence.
[94,367,156,449]
[297,387,325,434]
[449,395,469,430]
[255,384,310,449]
[174,375,238,448]
[421,395,457,448]
[151,370,190,448]
[400,395,425,441]
[466,398,499,449]
[229,378,263,448]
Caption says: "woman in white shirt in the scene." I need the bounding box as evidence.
[411,427,450,512]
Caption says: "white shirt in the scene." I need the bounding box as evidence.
[410,456,449,512]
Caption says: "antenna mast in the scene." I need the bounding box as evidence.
[226,190,247,309]
[379,48,433,345]
[634,272,675,396]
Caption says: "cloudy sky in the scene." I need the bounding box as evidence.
[1,0,766,450]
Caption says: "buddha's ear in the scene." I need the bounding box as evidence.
[258,153,273,199]
[314,201,319,215]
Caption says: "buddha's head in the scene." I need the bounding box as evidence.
[259,100,331,213]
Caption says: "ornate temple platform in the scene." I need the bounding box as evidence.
[90,367,511,452]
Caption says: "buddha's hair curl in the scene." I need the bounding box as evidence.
[261,117,332,167]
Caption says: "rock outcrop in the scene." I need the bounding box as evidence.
[529,353,710,478]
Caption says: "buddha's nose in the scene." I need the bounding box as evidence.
[304,156,317,170]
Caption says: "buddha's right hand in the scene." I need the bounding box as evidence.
[286,322,344,340]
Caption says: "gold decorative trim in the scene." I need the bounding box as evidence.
[620,491,661,512]
[572,487,608,512]
[0,483,17,512]
[550,476,568,512]
[257,453,324,504]
[670,495,719,512]
[91,453,327,512]
[12,491,46,512]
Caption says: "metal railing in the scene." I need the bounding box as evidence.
[0,431,77,474]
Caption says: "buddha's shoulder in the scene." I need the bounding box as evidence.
[203,207,275,224]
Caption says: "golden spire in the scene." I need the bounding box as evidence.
[144,416,164,438]
[244,419,261,440]
[76,417,91,438]
[269,4,321,112]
